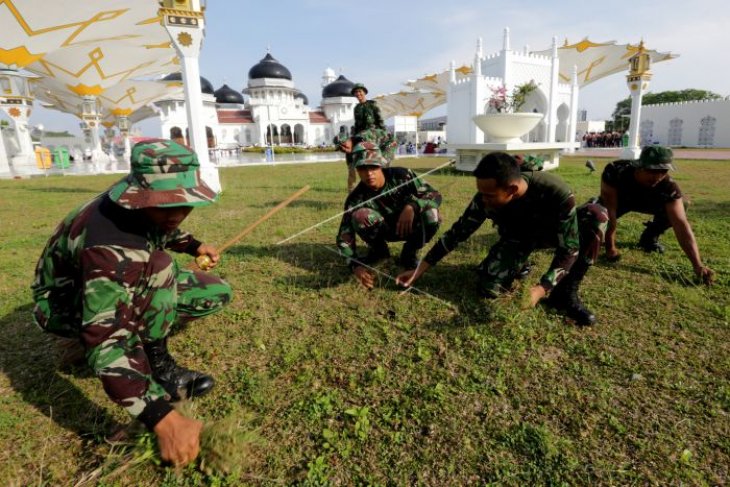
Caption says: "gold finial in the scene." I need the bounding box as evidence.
[629,39,651,77]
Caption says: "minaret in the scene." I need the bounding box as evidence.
[321,67,336,87]
[622,41,652,159]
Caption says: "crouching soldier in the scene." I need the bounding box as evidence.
[336,142,442,289]
[31,139,233,467]
[600,145,714,284]
[398,152,608,326]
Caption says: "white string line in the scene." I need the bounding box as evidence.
[316,243,458,311]
[275,159,455,245]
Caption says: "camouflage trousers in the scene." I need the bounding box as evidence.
[617,197,688,238]
[351,207,440,254]
[356,127,397,165]
[34,251,232,417]
[477,201,608,298]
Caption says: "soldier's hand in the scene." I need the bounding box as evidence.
[353,265,375,289]
[196,243,221,269]
[696,266,715,286]
[527,284,547,308]
[396,205,415,238]
[154,409,203,467]
[396,261,431,289]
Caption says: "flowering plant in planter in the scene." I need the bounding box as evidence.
[486,80,539,113]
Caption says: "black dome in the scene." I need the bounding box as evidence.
[214,84,244,104]
[248,53,292,80]
[322,75,355,98]
[162,72,215,95]
[294,91,309,105]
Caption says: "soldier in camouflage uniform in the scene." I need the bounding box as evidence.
[397,152,608,326]
[336,142,442,289]
[351,83,397,165]
[599,145,714,284]
[31,139,232,466]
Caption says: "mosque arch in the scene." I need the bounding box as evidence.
[294,124,305,145]
[555,103,570,143]
[206,126,216,148]
[280,124,293,144]
[266,124,280,145]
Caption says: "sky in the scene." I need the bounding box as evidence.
[28,0,730,135]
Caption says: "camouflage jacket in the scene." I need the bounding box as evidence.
[424,171,580,289]
[353,100,385,134]
[31,193,201,424]
[336,167,442,263]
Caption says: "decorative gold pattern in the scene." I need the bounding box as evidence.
[563,39,613,53]
[0,46,44,67]
[8,106,21,117]
[177,32,193,47]
[0,2,129,51]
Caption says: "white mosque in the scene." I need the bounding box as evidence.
[154,52,358,149]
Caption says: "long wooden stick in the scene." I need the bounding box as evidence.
[192,185,310,269]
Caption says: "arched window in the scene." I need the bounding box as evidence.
[698,116,716,146]
[640,120,654,146]
[667,118,683,146]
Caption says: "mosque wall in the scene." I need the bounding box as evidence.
[641,98,730,148]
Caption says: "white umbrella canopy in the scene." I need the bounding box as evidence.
[404,65,473,94]
[372,90,447,119]
[531,39,676,87]
[98,79,183,115]
[0,0,170,70]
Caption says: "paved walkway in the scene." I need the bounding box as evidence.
[575,148,730,160]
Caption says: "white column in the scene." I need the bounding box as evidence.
[2,105,35,172]
[622,79,649,159]
[566,65,580,153]
[161,5,221,192]
[0,126,10,175]
[546,36,559,143]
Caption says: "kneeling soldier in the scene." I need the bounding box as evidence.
[398,152,608,326]
[31,140,233,467]
[336,142,442,289]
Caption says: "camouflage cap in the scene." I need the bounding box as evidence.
[352,141,387,168]
[351,83,368,95]
[108,139,218,209]
[633,145,675,171]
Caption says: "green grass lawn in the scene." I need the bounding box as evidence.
[0,156,728,485]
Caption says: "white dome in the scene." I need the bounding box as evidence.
[323,67,336,77]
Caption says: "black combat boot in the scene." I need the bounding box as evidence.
[638,221,666,253]
[544,261,596,326]
[143,339,215,401]
[360,239,391,266]
[398,241,419,270]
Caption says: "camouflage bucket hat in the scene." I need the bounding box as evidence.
[352,141,386,168]
[633,145,675,171]
[108,139,218,209]
[351,83,368,95]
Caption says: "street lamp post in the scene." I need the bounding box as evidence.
[621,41,652,159]
[158,0,221,192]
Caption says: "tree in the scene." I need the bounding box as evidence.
[611,89,722,125]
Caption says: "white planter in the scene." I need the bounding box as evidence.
[473,112,544,144]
